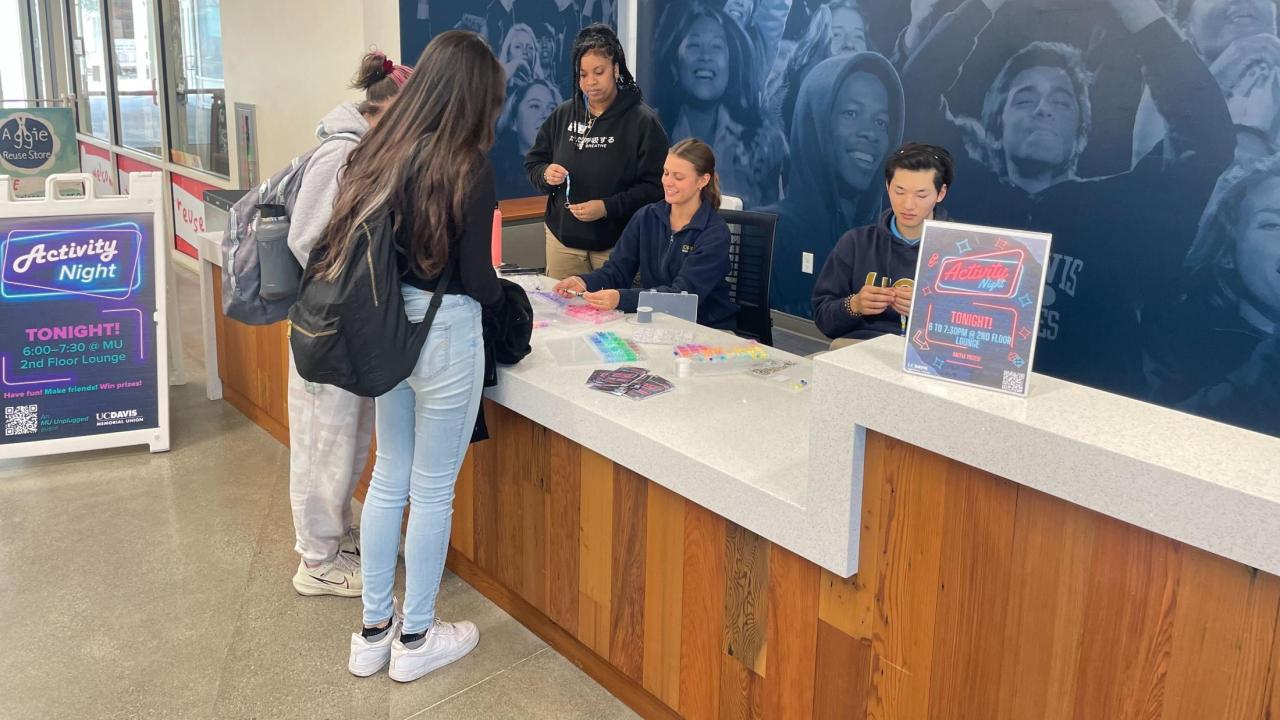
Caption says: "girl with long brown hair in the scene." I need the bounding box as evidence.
[327,31,505,683]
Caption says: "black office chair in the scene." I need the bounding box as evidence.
[719,209,777,346]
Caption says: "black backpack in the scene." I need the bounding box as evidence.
[288,209,451,398]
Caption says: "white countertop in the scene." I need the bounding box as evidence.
[195,238,1280,577]
[813,335,1280,576]
[487,278,836,566]
[195,231,223,267]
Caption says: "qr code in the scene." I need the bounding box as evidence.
[1001,370,1026,394]
[4,405,37,436]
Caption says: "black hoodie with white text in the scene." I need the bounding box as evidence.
[524,86,669,252]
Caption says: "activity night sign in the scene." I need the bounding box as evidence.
[903,220,1051,396]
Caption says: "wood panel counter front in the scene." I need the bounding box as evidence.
[202,260,1280,717]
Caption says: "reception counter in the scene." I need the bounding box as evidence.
[198,261,1280,718]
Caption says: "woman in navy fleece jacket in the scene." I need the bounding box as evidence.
[553,138,738,329]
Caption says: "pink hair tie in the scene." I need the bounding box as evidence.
[383,59,395,74]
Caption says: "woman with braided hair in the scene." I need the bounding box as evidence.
[524,23,669,279]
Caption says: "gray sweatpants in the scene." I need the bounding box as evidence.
[287,351,375,564]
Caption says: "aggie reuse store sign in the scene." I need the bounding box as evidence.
[903,220,1052,396]
[0,109,79,198]
[0,213,159,443]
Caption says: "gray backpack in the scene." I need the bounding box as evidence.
[220,132,359,325]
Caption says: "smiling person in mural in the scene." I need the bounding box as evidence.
[500,22,546,79]
[902,0,1235,397]
[1145,155,1280,436]
[653,2,788,208]
[493,65,563,198]
[770,51,904,318]
[1132,0,1280,163]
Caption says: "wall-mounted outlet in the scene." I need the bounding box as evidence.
[801,252,814,274]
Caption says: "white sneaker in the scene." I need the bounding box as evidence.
[388,619,480,683]
[292,552,362,598]
[340,526,360,557]
[349,603,402,677]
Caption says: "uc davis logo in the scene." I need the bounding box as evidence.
[0,113,59,174]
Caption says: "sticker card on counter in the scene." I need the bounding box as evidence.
[903,220,1051,396]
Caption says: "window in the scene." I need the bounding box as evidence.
[69,0,112,139]
[0,0,30,104]
[110,0,162,156]
[162,0,226,176]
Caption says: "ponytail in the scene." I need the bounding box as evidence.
[352,50,412,115]
[670,138,721,208]
[705,170,722,210]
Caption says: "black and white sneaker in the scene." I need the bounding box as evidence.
[292,552,362,598]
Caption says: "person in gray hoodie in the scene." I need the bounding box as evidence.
[286,51,411,598]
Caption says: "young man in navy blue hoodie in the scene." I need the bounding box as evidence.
[812,143,954,346]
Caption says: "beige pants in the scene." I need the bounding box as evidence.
[545,226,613,279]
[829,337,864,350]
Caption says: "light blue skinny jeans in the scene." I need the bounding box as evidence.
[361,286,484,634]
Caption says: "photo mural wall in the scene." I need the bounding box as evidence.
[401,0,1279,437]
[638,0,1275,437]
[399,0,619,199]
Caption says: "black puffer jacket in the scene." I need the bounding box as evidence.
[470,279,534,443]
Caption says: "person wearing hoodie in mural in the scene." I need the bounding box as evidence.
[901,0,1234,398]
[1145,156,1280,437]
[285,52,412,597]
[770,51,904,318]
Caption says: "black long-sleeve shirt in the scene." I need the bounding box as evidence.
[900,0,1234,397]
[398,160,503,308]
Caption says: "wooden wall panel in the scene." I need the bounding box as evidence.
[995,488,1095,720]
[812,621,871,720]
[493,405,529,594]
[545,429,581,635]
[723,524,770,677]
[1072,517,1181,719]
[609,466,648,682]
[926,462,1018,719]
[719,653,765,720]
[1163,550,1280,719]
[210,268,289,444]
[762,542,820,719]
[679,502,728,720]
[866,435,950,720]
[642,482,686,709]
[470,426,500,578]
[578,447,615,658]
[429,408,1280,720]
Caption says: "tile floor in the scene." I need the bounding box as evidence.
[0,269,637,720]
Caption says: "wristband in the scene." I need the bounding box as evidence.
[845,294,861,317]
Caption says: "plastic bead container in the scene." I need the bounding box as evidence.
[671,342,772,374]
[586,331,643,363]
[561,304,623,325]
